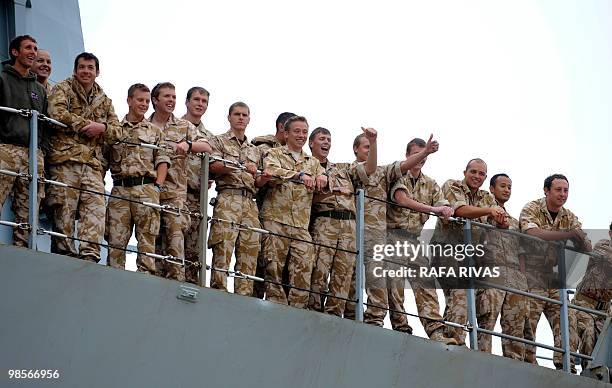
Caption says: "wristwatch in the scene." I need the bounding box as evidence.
[298,171,306,180]
[186,140,193,152]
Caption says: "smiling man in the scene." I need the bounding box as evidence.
[0,35,48,247]
[260,115,327,308]
[47,52,122,262]
[520,174,591,372]
[31,49,52,93]
[104,83,170,274]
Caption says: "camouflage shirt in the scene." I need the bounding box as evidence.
[519,197,587,269]
[183,118,213,193]
[312,161,356,214]
[47,77,121,170]
[149,113,205,200]
[251,133,282,155]
[350,160,403,231]
[107,116,170,180]
[260,145,324,229]
[431,179,496,243]
[576,239,612,302]
[210,130,262,195]
[387,172,448,234]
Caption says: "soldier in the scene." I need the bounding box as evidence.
[307,127,362,316]
[182,86,214,284]
[105,83,170,274]
[260,115,327,308]
[31,49,52,93]
[344,133,440,325]
[0,35,47,247]
[251,111,295,299]
[150,82,211,282]
[384,138,457,344]
[520,174,591,372]
[573,222,611,370]
[47,52,122,262]
[429,158,505,345]
[208,102,268,295]
[475,173,532,360]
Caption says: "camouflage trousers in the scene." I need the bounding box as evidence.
[105,184,160,274]
[263,220,314,308]
[155,196,189,281]
[308,217,356,317]
[476,285,532,360]
[208,192,260,296]
[0,144,44,247]
[46,161,105,262]
[572,293,608,369]
[184,192,203,284]
[442,288,468,345]
[525,288,578,371]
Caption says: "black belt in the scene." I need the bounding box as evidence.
[313,210,355,220]
[187,187,200,196]
[219,188,254,199]
[113,176,155,187]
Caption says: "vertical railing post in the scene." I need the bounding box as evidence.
[355,188,365,322]
[197,152,209,287]
[558,244,571,373]
[463,219,478,350]
[27,110,39,250]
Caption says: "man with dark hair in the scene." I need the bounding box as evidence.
[0,35,47,247]
[475,173,532,360]
[105,84,170,274]
[150,82,211,281]
[31,49,52,93]
[47,51,122,262]
[573,222,612,370]
[182,86,214,284]
[520,173,591,372]
[344,133,440,324]
[251,111,296,298]
[260,116,327,308]
[307,126,364,316]
[429,158,505,345]
[384,138,456,344]
[208,102,270,295]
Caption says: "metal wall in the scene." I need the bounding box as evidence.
[0,245,606,388]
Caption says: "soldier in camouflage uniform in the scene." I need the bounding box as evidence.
[0,35,47,247]
[182,86,214,284]
[260,115,327,308]
[150,82,211,282]
[475,173,532,360]
[307,127,360,316]
[572,222,611,370]
[520,174,591,372]
[208,102,267,296]
[251,111,295,298]
[31,48,53,94]
[344,133,439,327]
[430,158,505,345]
[385,138,457,345]
[47,52,122,262]
[105,84,170,274]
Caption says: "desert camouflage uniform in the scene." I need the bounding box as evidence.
[152,114,204,281]
[520,197,583,370]
[261,145,324,308]
[572,238,612,369]
[475,210,532,360]
[47,77,121,261]
[105,117,170,273]
[183,118,214,284]
[381,172,450,338]
[308,161,356,316]
[344,161,405,327]
[430,178,496,345]
[251,134,283,298]
[208,130,262,296]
